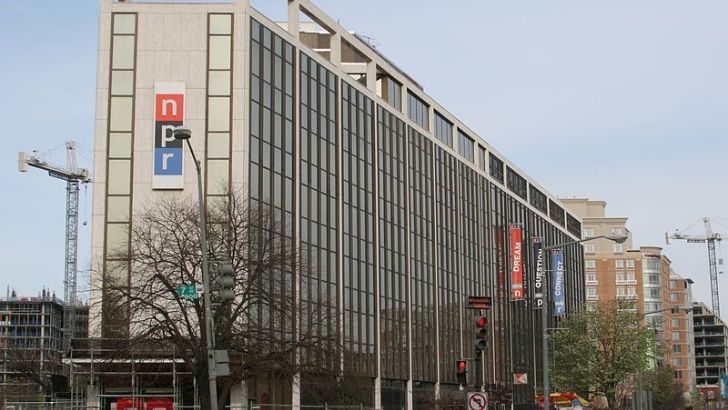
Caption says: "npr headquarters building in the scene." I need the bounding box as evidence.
[88,0,585,408]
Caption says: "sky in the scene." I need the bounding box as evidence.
[1,0,727,316]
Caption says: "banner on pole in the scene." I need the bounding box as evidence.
[510,224,524,301]
[495,226,506,300]
[533,237,544,309]
[551,250,565,316]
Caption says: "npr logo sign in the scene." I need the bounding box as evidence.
[152,82,185,189]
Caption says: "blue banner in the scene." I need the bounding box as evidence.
[551,250,565,316]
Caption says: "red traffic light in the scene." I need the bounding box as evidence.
[457,359,467,373]
[475,316,489,351]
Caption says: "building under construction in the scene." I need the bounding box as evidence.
[0,290,88,404]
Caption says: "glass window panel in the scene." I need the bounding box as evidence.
[207,159,229,195]
[209,14,232,35]
[113,14,136,35]
[251,43,260,77]
[106,223,129,256]
[111,70,134,96]
[208,97,230,132]
[207,196,229,217]
[251,78,260,102]
[105,260,129,283]
[250,165,259,198]
[209,36,231,70]
[107,196,130,222]
[208,70,230,95]
[112,35,135,69]
[263,49,271,82]
[251,19,260,41]
[263,27,271,49]
[207,132,229,158]
[109,97,133,132]
[109,132,132,158]
[107,159,131,195]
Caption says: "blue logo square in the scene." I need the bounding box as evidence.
[154,148,183,175]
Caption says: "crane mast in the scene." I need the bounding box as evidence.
[667,217,724,316]
[18,141,91,352]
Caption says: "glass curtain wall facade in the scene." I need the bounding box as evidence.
[247,14,585,407]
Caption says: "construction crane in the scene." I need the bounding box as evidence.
[18,141,91,352]
[666,217,725,316]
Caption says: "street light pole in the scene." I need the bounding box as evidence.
[174,126,218,410]
[540,234,628,410]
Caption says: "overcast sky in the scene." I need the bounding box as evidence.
[2,0,727,316]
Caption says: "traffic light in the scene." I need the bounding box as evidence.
[218,263,235,302]
[456,359,468,385]
[475,315,489,351]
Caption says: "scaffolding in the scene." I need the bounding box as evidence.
[66,338,194,408]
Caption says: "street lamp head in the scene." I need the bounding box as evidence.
[604,234,628,244]
[173,126,192,140]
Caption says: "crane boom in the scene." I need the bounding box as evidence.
[18,141,91,353]
[667,217,724,316]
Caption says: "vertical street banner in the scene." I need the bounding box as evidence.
[551,249,565,316]
[153,82,185,189]
[495,226,506,300]
[532,237,544,309]
[510,224,524,301]
[645,331,657,371]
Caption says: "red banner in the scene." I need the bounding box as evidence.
[510,224,524,300]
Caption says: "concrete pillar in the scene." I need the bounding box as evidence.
[292,372,301,409]
[287,0,300,39]
[374,377,382,410]
[330,32,341,67]
[366,61,377,94]
[406,379,413,410]
[86,383,100,409]
[230,381,248,410]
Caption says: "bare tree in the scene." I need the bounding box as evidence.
[96,191,338,409]
[2,341,65,401]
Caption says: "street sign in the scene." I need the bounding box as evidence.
[214,349,231,377]
[514,373,528,385]
[467,392,488,410]
[467,296,492,310]
[177,284,202,300]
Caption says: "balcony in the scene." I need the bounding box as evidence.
[695,352,726,359]
[616,294,638,300]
